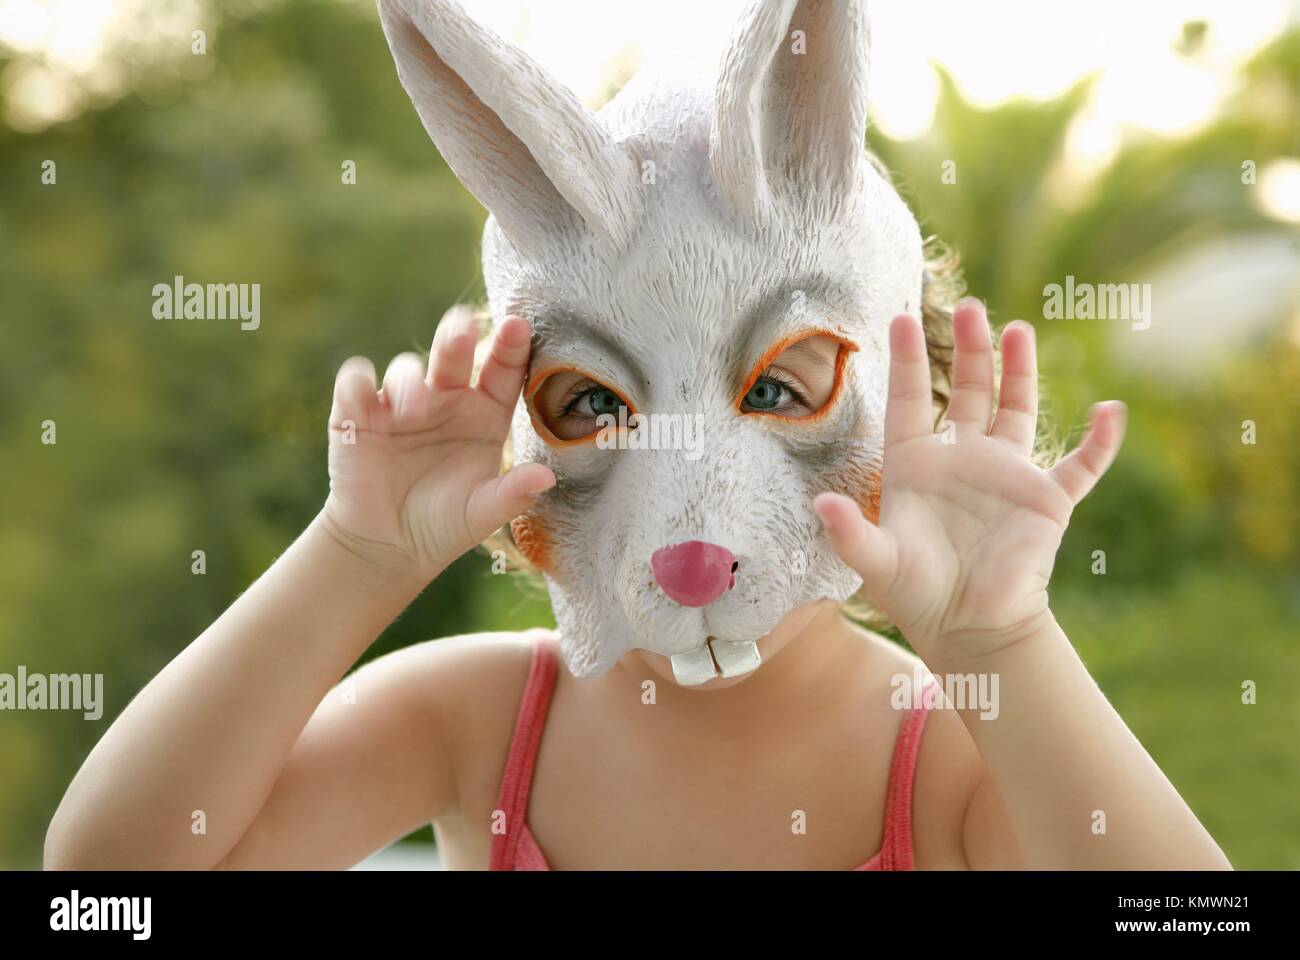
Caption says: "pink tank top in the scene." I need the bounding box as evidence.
[489,633,936,870]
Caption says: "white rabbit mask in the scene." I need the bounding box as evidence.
[378,0,924,682]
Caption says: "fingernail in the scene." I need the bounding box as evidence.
[956,296,983,311]
[527,473,556,497]
[813,495,837,533]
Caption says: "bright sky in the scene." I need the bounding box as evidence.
[3,0,1297,129]
[1,0,1298,219]
[457,0,1298,139]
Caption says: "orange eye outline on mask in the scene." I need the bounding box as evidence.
[734,329,860,422]
[525,365,639,447]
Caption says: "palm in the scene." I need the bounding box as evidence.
[329,388,508,558]
[322,308,554,578]
[816,301,1125,665]
[875,434,1068,648]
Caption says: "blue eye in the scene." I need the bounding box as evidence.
[743,376,793,411]
[571,387,625,418]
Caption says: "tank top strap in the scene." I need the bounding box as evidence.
[488,631,559,870]
[875,672,939,870]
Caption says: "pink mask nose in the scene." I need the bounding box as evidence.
[651,540,737,607]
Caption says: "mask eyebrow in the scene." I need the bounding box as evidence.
[726,274,854,383]
[524,309,645,394]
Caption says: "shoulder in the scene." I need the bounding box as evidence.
[388,627,548,688]
[350,627,554,812]
[855,629,988,869]
[351,627,544,715]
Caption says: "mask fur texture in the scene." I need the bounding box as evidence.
[378,0,924,678]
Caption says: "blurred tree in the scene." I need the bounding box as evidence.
[0,1,1295,869]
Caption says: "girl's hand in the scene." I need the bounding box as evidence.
[814,300,1126,670]
[319,307,555,583]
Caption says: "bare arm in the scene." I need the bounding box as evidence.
[45,308,553,869]
[956,618,1230,869]
[817,300,1230,869]
[45,518,435,869]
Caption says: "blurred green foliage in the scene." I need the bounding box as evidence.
[0,0,1296,869]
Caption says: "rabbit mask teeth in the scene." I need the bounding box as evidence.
[669,638,763,686]
[670,645,720,687]
[379,0,925,680]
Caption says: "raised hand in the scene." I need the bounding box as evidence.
[814,300,1126,669]
[320,306,555,582]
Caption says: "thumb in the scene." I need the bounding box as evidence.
[813,492,897,599]
[464,462,556,543]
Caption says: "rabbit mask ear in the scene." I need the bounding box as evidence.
[710,0,872,224]
[377,0,643,256]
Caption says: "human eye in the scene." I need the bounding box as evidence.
[737,333,850,420]
[740,371,809,414]
[530,368,632,442]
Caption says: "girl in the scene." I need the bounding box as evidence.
[42,299,1231,870]
[45,0,1230,870]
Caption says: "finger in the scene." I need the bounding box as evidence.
[944,298,995,435]
[330,356,378,430]
[429,305,480,391]
[464,462,557,542]
[813,492,898,599]
[1050,401,1127,504]
[380,351,428,420]
[989,321,1038,453]
[884,313,934,448]
[477,314,533,409]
